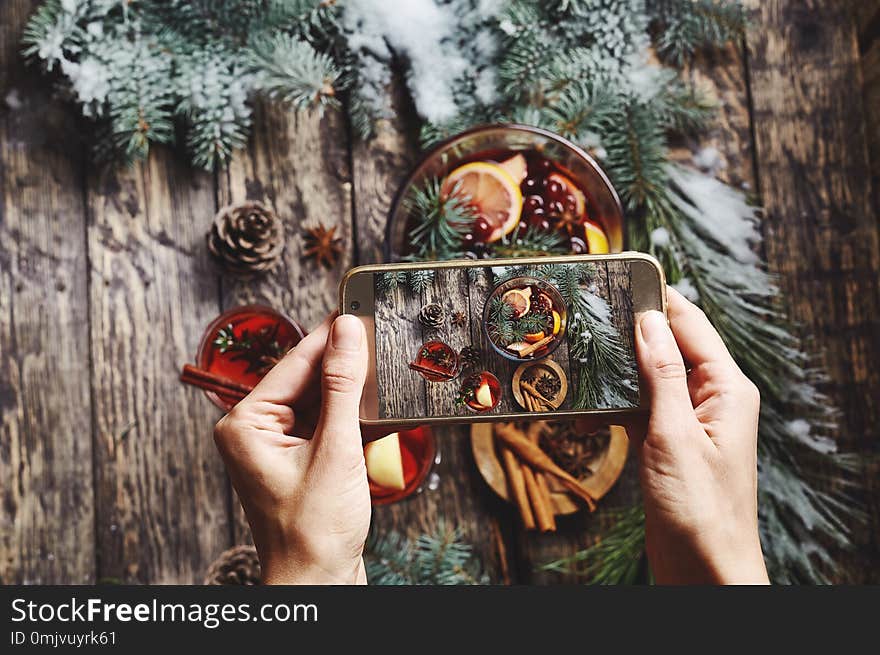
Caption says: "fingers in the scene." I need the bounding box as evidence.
[245,313,335,405]
[312,315,369,459]
[635,310,697,435]
[666,288,740,378]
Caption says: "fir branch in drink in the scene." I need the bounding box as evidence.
[486,297,547,347]
[539,505,647,584]
[492,227,569,258]
[405,178,479,260]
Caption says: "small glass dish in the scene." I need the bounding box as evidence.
[196,305,304,411]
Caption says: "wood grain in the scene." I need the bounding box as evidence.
[0,0,95,583]
[745,0,880,581]
[86,149,231,583]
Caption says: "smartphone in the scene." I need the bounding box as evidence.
[339,253,665,427]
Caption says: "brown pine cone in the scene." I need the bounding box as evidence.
[207,201,285,276]
[204,545,262,585]
[419,303,445,330]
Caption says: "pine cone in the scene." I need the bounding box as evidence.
[207,202,284,276]
[419,303,445,330]
[204,545,262,585]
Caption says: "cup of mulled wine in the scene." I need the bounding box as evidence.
[196,305,304,411]
[386,123,625,262]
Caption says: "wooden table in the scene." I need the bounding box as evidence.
[1,0,878,584]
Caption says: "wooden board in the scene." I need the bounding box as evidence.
[745,0,880,582]
[0,0,95,583]
[86,150,231,583]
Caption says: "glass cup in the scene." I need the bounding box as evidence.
[386,123,625,261]
[368,426,439,505]
[196,305,305,411]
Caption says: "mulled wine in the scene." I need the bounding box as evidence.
[197,305,303,410]
[459,371,502,412]
[366,427,437,505]
[408,340,460,382]
[484,276,567,361]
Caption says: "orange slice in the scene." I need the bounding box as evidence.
[551,310,561,335]
[501,289,531,318]
[524,330,546,343]
[548,172,586,218]
[442,162,522,242]
[584,220,610,253]
[498,154,527,184]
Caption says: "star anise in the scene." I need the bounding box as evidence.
[450,310,467,328]
[302,222,344,268]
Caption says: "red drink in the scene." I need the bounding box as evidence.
[459,371,502,412]
[484,276,567,361]
[409,340,460,382]
[197,305,304,410]
[368,427,437,505]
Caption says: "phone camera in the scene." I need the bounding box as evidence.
[350,300,361,311]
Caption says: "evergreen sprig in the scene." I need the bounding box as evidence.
[647,0,747,65]
[404,178,478,261]
[365,522,487,586]
[540,505,647,584]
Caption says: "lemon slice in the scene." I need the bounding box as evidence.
[584,220,610,254]
[501,288,531,317]
[442,162,523,242]
[551,310,561,335]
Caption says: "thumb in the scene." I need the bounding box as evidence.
[635,310,694,434]
[313,314,368,457]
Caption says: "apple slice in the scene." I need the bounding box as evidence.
[364,433,405,490]
[498,154,527,184]
[475,381,494,408]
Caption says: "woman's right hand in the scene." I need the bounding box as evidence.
[629,287,769,584]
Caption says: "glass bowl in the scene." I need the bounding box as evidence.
[386,123,625,261]
[368,426,438,505]
[196,304,305,411]
[483,276,568,361]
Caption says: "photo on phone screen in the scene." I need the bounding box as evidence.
[371,260,640,420]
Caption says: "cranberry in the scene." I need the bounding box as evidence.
[523,195,544,214]
[564,194,578,213]
[462,232,475,246]
[570,236,587,254]
[472,217,494,243]
[545,179,564,200]
[548,200,564,215]
[533,157,553,173]
[522,177,540,193]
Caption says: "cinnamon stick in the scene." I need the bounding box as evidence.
[407,362,456,380]
[527,425,556,532]
[495,423,597,512]
[521,380,554,407]
[520,334,554,358]
[180,376,247,403]
[500,445,535,529]
[181,364,254,394]
[522,465,555,532]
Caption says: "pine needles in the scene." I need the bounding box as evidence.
[365,522,487,585]
[405,178,478,260]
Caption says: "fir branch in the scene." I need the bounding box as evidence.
[492,226,569,258]
[539,505,647,584]
[405,178,478,260]
[376,271,407,297]
[365,521,487,585]
[406,269,435,294]
[648,0,747,65]
[248,31,341,112]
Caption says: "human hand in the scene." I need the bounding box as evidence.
[630,287,769,584]
[213,314,372,584]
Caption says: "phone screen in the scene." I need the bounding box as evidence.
[345,256,662,423]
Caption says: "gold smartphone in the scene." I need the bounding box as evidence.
[339,253,666,427]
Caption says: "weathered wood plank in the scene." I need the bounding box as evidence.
[606,260,639,405]
[745,0,880,581]
[0,0,95,583]
[217,101,354,543]
[87,149,231,583]
[423,268,471,418]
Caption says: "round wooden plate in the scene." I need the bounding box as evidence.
[511,359,568,410]
[471,422,629,515]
